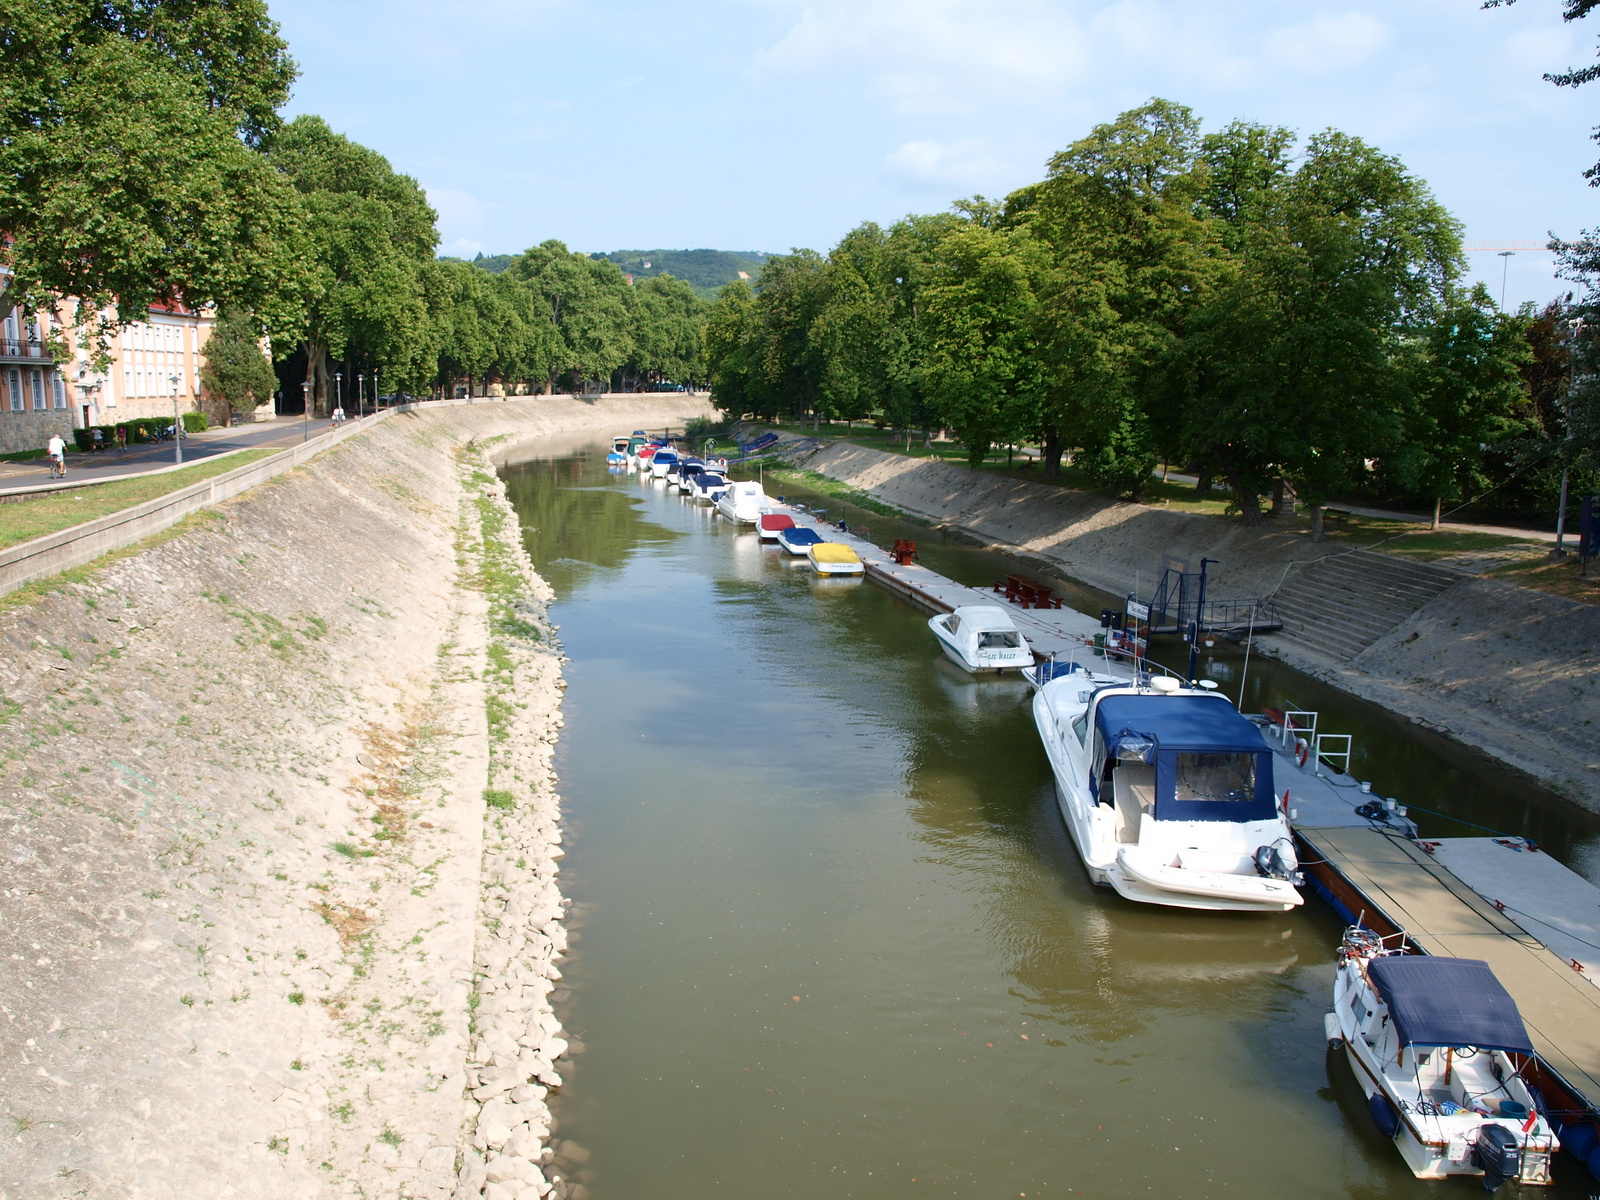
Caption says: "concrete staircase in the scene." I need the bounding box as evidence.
[1271,550,1462,660]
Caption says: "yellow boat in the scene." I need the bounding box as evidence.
[808,542,864,576]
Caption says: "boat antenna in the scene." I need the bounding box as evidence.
[1238,606,1257,710]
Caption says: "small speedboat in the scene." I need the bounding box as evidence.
[715,481,769,523]
[635,443,659,471]
[808,543,863,576]
[1327,930,1556,1189]
[758,514,796,541]
[650,448,680,480]
[607,435,630,465]
[929,605,1034,673]
[776,526,825,556]
[690,472,730,503]
[1031,674,1303,912]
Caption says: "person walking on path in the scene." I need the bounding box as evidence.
[115,425,126,452]
[331,404,345,429]
[46,433,66,478]
[91,427,104,453]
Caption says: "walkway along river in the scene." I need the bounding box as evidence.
[501,439,1600,1200]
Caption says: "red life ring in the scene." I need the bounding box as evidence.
[1295,739,1310,768]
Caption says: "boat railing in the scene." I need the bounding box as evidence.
[1314,733,1353,778]
[1035,642,1188,686]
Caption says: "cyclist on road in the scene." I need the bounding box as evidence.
[46,433,66,479]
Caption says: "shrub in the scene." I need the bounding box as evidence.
[182,412,209,433]
[483,788,515,810]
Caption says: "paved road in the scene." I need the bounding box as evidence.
[0,414,363,491]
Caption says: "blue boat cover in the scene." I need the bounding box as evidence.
[1092,693,1274,821]
[1367,956,1533,1053]
[655,450,679,464]
[780,528,824,546]
[1032,660,1081,684]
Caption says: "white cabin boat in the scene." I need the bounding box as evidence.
[715,481,769,524]
[1327,929,1555,1190]
[1031,675,1304,912]
[607,436,630,465]
[689,472,730,503]
[650,448,679,480]
[929,606,1034,673]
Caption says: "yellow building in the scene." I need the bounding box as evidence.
[0,294,220,452]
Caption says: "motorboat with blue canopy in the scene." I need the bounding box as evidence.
[1030,675,1303,911]
[649,448,679,479]
[690,472,730,502]
[776,526,825,555]
[1368,956,1533,1053]
[1090,694,1278,823]
[1328,932,1555,1188]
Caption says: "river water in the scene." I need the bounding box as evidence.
[502,440,1599,1200]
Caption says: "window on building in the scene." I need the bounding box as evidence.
[123,367,132,400]
[6,369,20,412]
[30,370,45,410]
[52,374,66,409]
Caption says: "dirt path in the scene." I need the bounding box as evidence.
[0,396,708,1200]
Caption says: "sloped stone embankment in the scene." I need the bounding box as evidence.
[0,395,707,1200]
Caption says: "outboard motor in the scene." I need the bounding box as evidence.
[1254,843,1304,888]
[1472,1123,1519,1192]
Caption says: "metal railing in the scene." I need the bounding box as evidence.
[0,339,49,360]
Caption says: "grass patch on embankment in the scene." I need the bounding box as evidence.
[761,465,910,522]
[0,449,280,549]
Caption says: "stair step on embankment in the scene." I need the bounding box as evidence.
[1300,559,1457,600]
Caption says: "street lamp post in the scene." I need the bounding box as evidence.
[169,373,183,464]
[373,368,381,411]
[302,381,310,443]
[335,371,343,426]
[358,372,366,420]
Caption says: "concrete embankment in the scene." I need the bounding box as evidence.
[0,395,708,1200]
[794,440,1600,810]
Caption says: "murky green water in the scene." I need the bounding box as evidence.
[502,444,1598,1200]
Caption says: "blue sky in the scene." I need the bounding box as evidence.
[274,0,1598,310]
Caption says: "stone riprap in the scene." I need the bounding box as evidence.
[0,395,708,1200]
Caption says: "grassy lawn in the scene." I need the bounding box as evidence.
[0,448,281,550]
[1312,512,1545,561]
[1487,554,1600,602]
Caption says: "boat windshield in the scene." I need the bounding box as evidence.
[978,631,1021,649]
[1172,752,1255,803]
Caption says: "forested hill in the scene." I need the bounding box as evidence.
[593,249,768,295]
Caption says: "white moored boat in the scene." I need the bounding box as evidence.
[1031,673,1303,912]
[758,513,796,541]
[776,526,824,556]
[1327,929,1555,1190]
[650,448,679,480]
[929,605,1034,674]
[715,481,769,524]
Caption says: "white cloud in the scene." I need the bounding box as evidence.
[426,187,489,252]
[1505,25,1579,72]
[754,0,1087,115]
[885,136,1036,189]
[1262,11,1389,73]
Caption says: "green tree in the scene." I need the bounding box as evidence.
[1387,286,1536,522]
[1177,122,1462,530]
[199,309,279,423]
[507,242,634,392]
[269,116,438,412]
[918,222,1045,466]
[704,281,759,416]
[749,251,828,423]
[0,0,306,352]
[1019,99,1212,496]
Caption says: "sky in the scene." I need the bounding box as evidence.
[273,0,1600,310]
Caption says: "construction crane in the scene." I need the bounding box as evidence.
[1463,241,1550,251]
